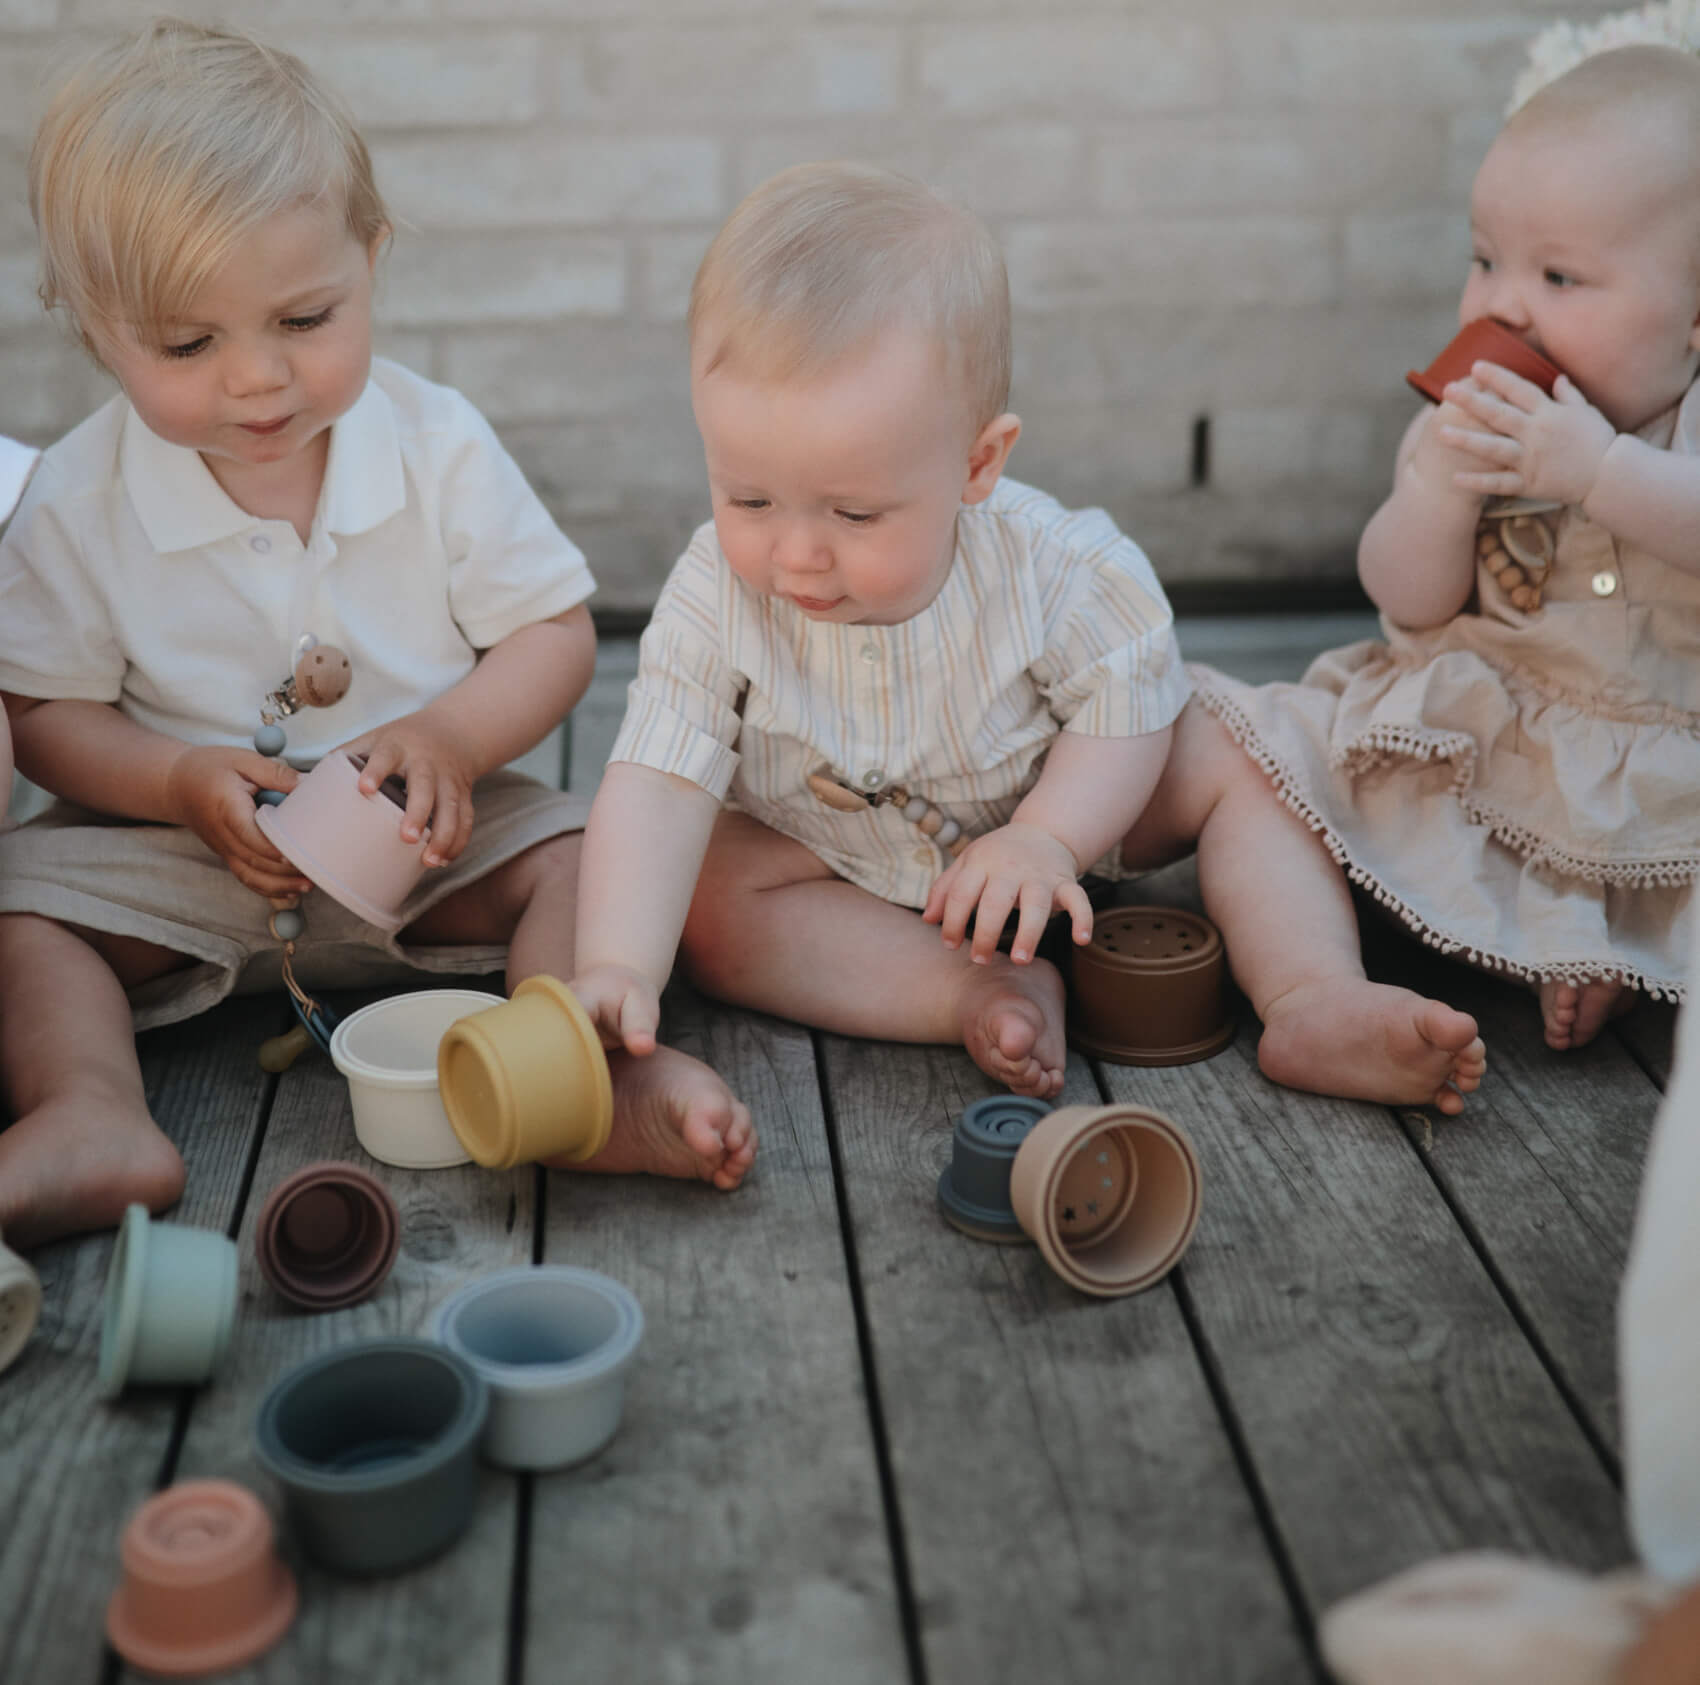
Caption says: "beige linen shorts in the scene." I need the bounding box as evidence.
[0,770,591,1030]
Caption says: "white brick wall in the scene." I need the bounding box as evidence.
[0,0,1624,606]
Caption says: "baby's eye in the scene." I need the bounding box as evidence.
[160,335,211,360]
[835,510,877,525]
[1470,255,1493,275]
[728,497,769,512]
[282,307,336,333]
[1542,269,1575,289]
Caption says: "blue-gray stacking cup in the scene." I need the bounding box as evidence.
[253,1338,487,1576]
[432,1266,644,1471]
[936,1096,1052,1243]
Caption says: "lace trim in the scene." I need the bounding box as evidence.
[1195,685,1689,1002]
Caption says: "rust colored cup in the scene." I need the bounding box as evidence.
[1008,1104,1202,1297]
[1407,317,1563,404]
[105,1480,297,1677]
[255,1162,400,1311]
[1067,906,1233,1066]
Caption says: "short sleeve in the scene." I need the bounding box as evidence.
[438,401,597,649]
[607,532,744,800]
[1025,503,1190,737]
[0,467,125,702]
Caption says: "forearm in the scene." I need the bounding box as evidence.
[573,760,722,989]
[4,695,187,822]
[1358,459,1483,628]
[1012,724,1174,869]
[1581,435,1700,575]
[413,606,595,781]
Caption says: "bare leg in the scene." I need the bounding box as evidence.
[1124,703,1487,1114]
[401,833,754,1188]
[679,813,1070,1098]
[1539,979,1630,1052]
[0,915,189,1248]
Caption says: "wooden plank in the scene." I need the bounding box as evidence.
[0,996,280,1685]
[160,983,533,1685]
[523,984,910,1685]
[1104,993,1628,1617]
[1613,998,1678,1090]
[821,1032,1313,1685]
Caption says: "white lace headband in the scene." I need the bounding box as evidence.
[1509,0,1700,111]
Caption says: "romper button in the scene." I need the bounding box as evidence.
[862,768,885,788]
[860,643,880,664]
[913,846,934,865]
[250,534,271,554]
[1590,570,1617,596]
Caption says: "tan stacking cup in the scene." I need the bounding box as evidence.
[1008,1104,1202,1297]
[437,977,613,1169]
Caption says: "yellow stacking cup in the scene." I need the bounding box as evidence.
[436,978,613,1169]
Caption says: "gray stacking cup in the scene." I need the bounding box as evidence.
[253,1338,488,1576]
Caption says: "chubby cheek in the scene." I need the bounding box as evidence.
[711,522,770,594]
[128,379,218,448]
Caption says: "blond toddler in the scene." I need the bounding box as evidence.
[0,21,752,1248]
[572,163,1188,1098]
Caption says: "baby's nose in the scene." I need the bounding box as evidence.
[224,344,289,396]
[774,522,831,572]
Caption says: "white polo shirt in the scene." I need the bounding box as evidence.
[0,437,36,524]
[0,358,594,762]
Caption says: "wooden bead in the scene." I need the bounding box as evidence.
[807,773,870,813]
[1476,530,1500,558]
[917,810,943,837]
[294,643,352,708]
[1496,565,1524,591]
[1510,584,1539,610]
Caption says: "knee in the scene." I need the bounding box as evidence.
[678,885,733,990]
[506,832,581,914]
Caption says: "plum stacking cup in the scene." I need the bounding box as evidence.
[436,977,613,1169]
[99,1205,238,1399]
[0,1226,41,1376]
[1009,1104,1202,1298]
[105,1480,297,1678]
[330,989,503,1168]
[255,749,427,933]
[254,1338,488,1576]
[936,1096,1051,1243]
[433,1266,645,1470]
[255,1162,400,1311]
[1407,317,1563,404]
[1067,906,1234,1066]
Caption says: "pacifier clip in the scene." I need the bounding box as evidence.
[806,769,970,856]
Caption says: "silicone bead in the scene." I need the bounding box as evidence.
[918,810,944,837]
[934,818,961,846]
[272,909,305,942]
[254,724,287,757]
[902,795,930,822]
[254,789,287,808]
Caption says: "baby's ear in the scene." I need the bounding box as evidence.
[962,412,1021,505]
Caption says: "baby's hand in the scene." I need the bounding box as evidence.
[570,963,660,1056]
[921,821,1091,965]
[340,715,479,867]
[1407,395,1496,500]
[1439,364,1616,506]
[166,745,309,899]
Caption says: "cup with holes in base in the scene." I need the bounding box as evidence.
[1067,906,1234,1066]
[1008,1103,1202,1297]
[255,1162,400,1311]
[0,1226,41,1377]
[1406,317,1563,405]
[936,1096,1052,1243]
[255,749,427,933]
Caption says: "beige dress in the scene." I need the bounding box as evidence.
[1191,385,1700,1003]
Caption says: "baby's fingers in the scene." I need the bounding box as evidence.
[969,880,1019,964]
[1453,467,1524,498]
[1008,881,1057,965]
[1439,423,1520,467]
[423,784,473,868]
[1468,359,1544,411]
[617,990,659,1057]
[935,865,988,951]
[1056,879,1094,947]
[397,764,435,847]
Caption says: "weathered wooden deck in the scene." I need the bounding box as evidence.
[0,620,1671,1685]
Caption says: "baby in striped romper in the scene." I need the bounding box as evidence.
[571,162,1189,1098]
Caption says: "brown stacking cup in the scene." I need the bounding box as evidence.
[1067,906,1233,1066]
[1407,317,1563,404]
[255,1162,400,1311]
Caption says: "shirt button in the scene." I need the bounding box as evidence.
[862,768,885,789]
[913,846,934,865]
[860,643,880,664]
[1591,570,1617,596]
[250,534,271,554]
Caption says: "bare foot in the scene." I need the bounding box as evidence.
[564,1043,755,1191]
[957,955,1068,1099]
[1539,979,1628,1052]
[0,1091,185,1250]
[1257,978,1486,1116]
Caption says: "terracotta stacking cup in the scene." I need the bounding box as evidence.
[105,1480,297,1678]
[1067,906,1234,1066]
[433,1266,645,1470]
[99,1206,239,1399]
[254,1338,488,1577]
[1008,1104,1203,1297]
[437,977,613,1169]
[0,1226,42,1377]
[1407,317,1563,404]
[255,749,428,934]
[255,1162,401,1311]
[936,1096,1052,1243]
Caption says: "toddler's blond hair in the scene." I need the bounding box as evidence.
[690,162,1012,430]
[30,16,389,358]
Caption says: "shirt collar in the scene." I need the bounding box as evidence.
[119,376,407,554]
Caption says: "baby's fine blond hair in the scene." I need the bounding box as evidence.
[1506,42,1700,161]
[30,16,389,358]
[689,161,1012,430]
